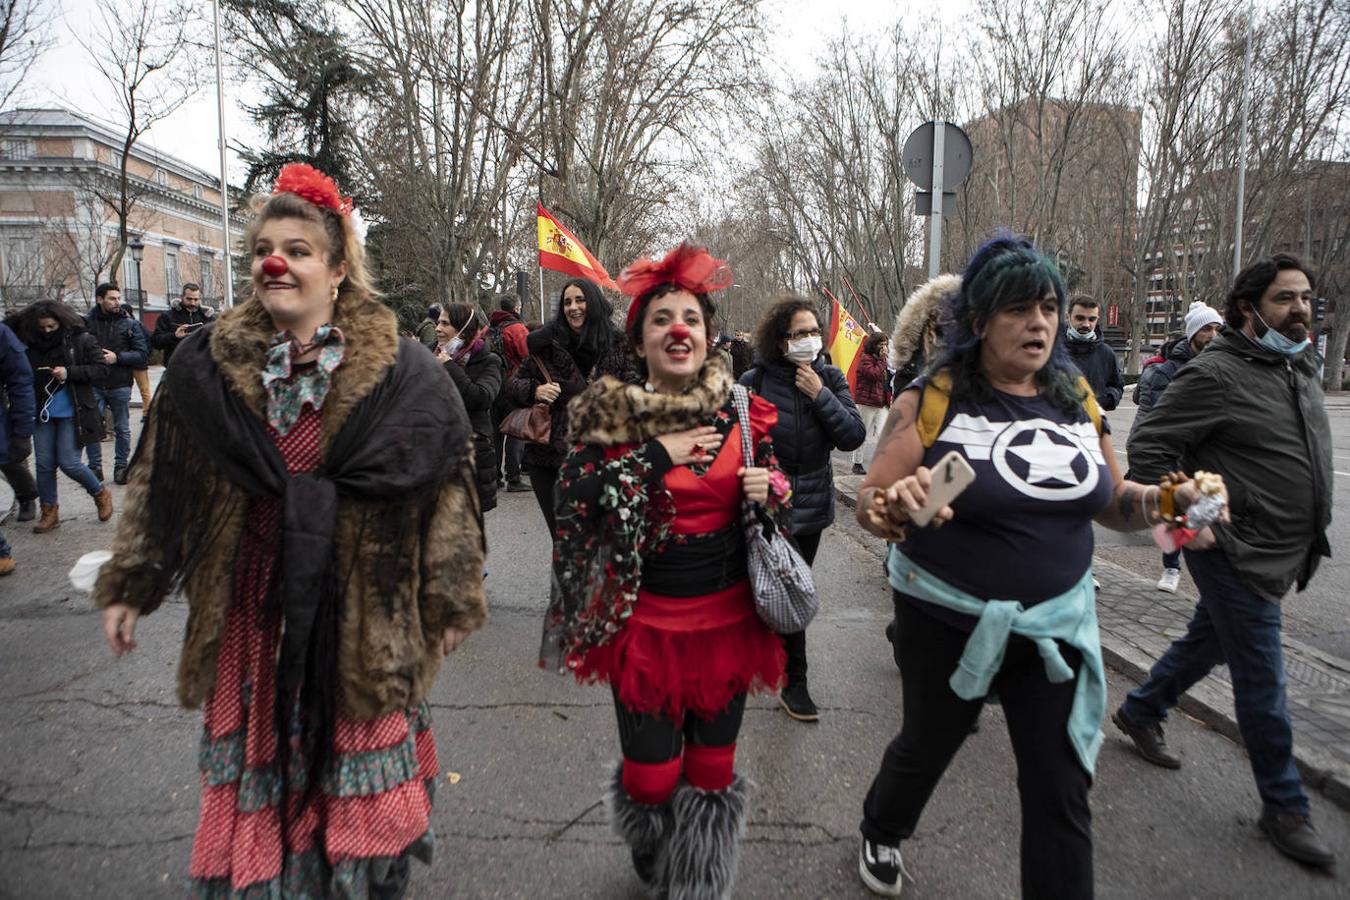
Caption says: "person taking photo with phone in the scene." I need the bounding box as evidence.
[151,282,215,366]
[852,233,1223,899]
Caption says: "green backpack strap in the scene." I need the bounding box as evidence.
[917,369,1102,449]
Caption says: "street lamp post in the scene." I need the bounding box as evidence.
[128,237,145,322]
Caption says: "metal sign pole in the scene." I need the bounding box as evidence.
[928,120,946,278]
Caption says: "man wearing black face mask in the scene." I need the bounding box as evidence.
[1116,254,1334,869]
[1063,295,1124,410]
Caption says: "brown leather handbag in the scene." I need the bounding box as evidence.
[499,357,556,445]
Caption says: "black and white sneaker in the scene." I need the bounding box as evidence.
[859,837,909,896]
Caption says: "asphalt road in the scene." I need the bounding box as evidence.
[1095,396,1350,661]
[1,419,1346,897]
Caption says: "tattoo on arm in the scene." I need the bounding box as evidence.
[1117,489,1136,523]
[875,402,916,455]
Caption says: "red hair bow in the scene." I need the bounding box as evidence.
[273,163,353,216]
[618,242,733,327]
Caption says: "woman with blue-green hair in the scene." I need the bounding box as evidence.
[850,233,1226,897]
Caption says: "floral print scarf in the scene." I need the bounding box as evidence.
[262,324,346,435]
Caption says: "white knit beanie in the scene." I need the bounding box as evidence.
[1183,301,1223,340]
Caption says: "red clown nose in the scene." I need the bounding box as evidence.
[261,255,288,277]
[669,322,692,342]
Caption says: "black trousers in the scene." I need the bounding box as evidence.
[781,529,823,684]
[861,597,1093,899]
[528,463,559,535]
[491,403,524,482]
[614,691,747,763]
[1,459,36,502]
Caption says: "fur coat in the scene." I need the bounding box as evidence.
[890,273,960,382]
[93,295,488,720]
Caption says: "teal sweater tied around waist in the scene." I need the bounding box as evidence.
[887,546,1105,777]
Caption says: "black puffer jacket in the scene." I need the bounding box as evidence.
[27,328,108,448]
[740,357,865,535]
[1064,334,1124,410]
[445,342,503,512]
[1133,338,1193,419]
[503,323,637,469]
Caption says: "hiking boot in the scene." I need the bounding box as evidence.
[91,467,105,484]
[16,499,36,522]
[94,487,114,522]
[1259,809,1335,868]
[0,557,13,576]
[113,465,128,485]
[779,681,819,722]
[859,837,909,896]
[33,504,60,534]
[852,463,867,475]
[1112,705,1181,769]
[506,479,531,493]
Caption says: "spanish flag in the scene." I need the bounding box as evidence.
[537,204,617,290]
[827,295,867,394]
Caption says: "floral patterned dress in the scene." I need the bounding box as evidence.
[190,359,438,898]
[545,390,791,719]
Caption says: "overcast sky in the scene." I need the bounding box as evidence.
[30,0,975,182]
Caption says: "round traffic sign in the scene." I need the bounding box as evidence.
[902,121,974,190]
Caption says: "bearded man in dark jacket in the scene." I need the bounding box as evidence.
[84,283,148,484]
[1063,295,1123,410]
[150,283,215,366]
[1116,254,1335,870]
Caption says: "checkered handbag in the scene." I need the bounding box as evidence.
[731,384,819,634]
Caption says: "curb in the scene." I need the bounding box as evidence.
[832,477,1350,812]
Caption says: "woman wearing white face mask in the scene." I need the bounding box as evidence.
[741,296,866,721]
[437,302,503,512]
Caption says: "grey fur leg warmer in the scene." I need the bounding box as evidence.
[607,763,674,892]
[663,775,749,900]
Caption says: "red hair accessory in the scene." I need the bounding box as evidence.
[618,242,733,327]
[273,163,353,216]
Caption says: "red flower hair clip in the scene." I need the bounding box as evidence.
[273,163,353,216]
[617,242,733,327]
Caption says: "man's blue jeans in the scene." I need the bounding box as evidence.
[1122,546,1308,815]
[34,418,102,505]
[86,385,132,470]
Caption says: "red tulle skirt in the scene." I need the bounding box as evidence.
[576,580,786,719]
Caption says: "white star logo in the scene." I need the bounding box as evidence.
[991,418,1099,501]
[1008,429,1083,485]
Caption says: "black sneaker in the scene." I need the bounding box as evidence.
[852,463,867,475]
[113,465,128,485]
[779,682,819,722]
[859,837,908,896]
[16,499,36,522]
[1260,809,1336,867]
[1112,706,1181,769]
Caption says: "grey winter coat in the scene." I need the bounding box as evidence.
[1126,328,1333,601]
[741,357,865,536]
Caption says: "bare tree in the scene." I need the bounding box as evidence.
[77,0,202,281]
[0,0,56,109]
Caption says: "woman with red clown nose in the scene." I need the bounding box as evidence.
[93,163,487,898]
[542,242,792,898]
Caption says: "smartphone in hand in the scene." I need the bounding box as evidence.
[911,450,976,526]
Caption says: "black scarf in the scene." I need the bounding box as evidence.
[139,326,474,806]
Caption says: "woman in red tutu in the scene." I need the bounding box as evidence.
[542,243,789,898]
[94,164,487,898]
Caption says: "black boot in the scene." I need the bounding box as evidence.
[1260,809,1336,867]
[665,776,748,900]
[608,763,673,891]
[16,499,36,522]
